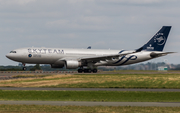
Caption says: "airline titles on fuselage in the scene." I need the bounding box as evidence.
[28,49,64,54]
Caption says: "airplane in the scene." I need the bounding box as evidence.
[6,26,174,73]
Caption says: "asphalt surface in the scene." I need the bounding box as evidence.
[1,87,180,92]
[1,101,180,107]
[0,70,180,80]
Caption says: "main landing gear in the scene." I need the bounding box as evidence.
[78,68,97,73]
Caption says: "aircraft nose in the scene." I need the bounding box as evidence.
[6,53,15,60]
[6,53,11,59]
[6,53,18,61]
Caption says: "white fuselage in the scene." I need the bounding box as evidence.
[6,47,153,67]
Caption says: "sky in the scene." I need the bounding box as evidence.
[0,0,180,65]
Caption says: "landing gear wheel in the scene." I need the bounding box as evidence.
[22,67,27,71]
[83,69,92,73]
[22,63,26,71]
[88,69,91,73]
[93,69,97,73]
[78,69,83,73]
[84,69,88,73]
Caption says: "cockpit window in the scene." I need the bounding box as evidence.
[10,51,16,53]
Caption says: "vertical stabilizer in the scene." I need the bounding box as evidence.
[137,26,171,51]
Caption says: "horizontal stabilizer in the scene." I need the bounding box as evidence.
[150,52,175,58]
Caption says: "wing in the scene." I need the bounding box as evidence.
[58,52,136,63]
[79,52,136,63]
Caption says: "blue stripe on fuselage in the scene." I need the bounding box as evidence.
[113,55,137,65]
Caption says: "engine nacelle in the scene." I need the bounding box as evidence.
[65,60,81,69]
[51,64,64,68]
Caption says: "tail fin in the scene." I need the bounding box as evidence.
[136,26,171,52]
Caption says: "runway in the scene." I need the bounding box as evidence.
[0,87,180,92]
[1,70,180,80]
[1,101,180,107]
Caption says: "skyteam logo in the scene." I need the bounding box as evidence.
[154,33,166,45]
[28,54,32,58]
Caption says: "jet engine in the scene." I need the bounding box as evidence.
[65,60,82,69]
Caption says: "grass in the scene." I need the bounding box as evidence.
[0,90,180,102]
[0,105,180,113]
[2,73,180,88]
[1,72,180,112]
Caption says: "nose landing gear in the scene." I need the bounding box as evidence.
[22,67,27,71]
[22,63,26,71]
